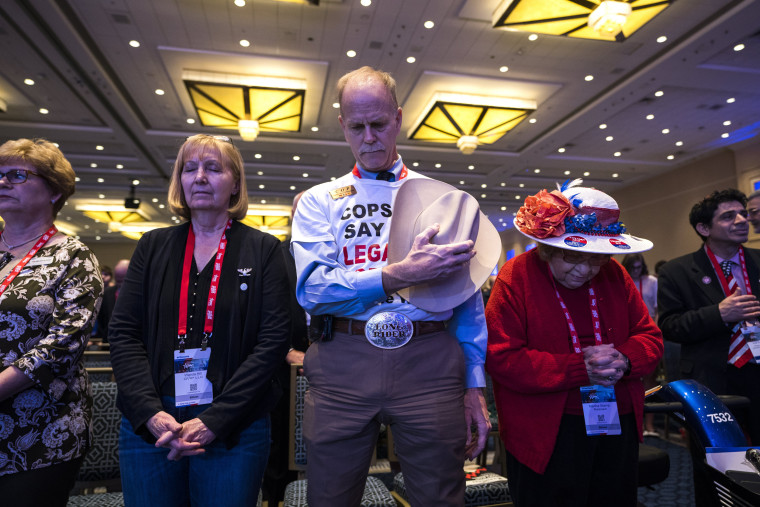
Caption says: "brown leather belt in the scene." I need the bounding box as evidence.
[333,317,446,337]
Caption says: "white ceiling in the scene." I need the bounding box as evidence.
[0,0,758,241]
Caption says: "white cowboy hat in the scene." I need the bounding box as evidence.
[388,178,501,312]
[514,179,653,254]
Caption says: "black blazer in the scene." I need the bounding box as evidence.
[658,246,760,393]
[108,221,291,446]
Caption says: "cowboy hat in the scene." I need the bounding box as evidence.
[388,178,501,312]
[514,179,653,254]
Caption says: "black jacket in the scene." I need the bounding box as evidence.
[108,221,291,446]
[658,245,760,393]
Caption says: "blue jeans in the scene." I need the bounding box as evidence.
[119,396,270,507]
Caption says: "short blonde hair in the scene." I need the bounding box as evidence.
[0,138,75,218]
[168,135,249,220]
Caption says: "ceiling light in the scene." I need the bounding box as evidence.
[360,0,371,6]
[468,165,475,170]
[606,136,613,141]
[75,177,80,182]
[132,179,140,186]
[302,173,309,177]
[129,40,140,48]
[332,102,340,109]
[185,73,306,141]
[492,0,671,42]
[613,152,621,157]
[257,171,263,175]
[654,90,664,97]
[24,78,35,85]
[612,173,618,178]
[529,118,536,123]
[519,183,525,188]
[583,171,590,176]
[159,204,165,209]
[657,35,667,43]
[534,168,540,173]
[558,147,566,153]
[564,170,571,175]
[675,141,683,146]
[406,56,416,63]
[311,126,319,132]
[721,133,729,138]
[726,97,735,104]
[599,124,607,129]
[407,92,536,154]
[238,119,260,141]
[424,20,434,29]
[435,163,442,168]
[116,164,124,169]
[412,162,419,167]
[254,153,262,159]
[96,145,104,150]
[346,50,356,57]
[460,180,466,185]
[97,178,104,183]
[259,184,265,189]
[152,198,159,203]
[481,184,487,188]
[240,39,250,47]
[734,44,745,52]
[584,75,594,81]
[186,118,195,124]
[528,34,538,41]
[723,120,732,126]
[662,128,669,134]
[501,206,507,211]
[234,0,246,6]
[330,177,336,181]
[290,186,296,190]
[646,114,654,120]
[155,89,165,95]
[499,66,509,72]
[293,155,301,161]
[667,155,674,160]
[515,195,521,199]
[39,108,49,114]
[98,195,106,199]
[90,163,97,168]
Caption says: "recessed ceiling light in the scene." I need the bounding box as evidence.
[346,50,356,57]
[519,183,525,188]
[98,194,105,199]
[656,35,667,43]
[186,118,195,124]
[662,128,670,134]
[302,173,309,178]
[646,114,654,120]
[254,153,262,159]
[534,168,540,173]
[723,120,732,126]
[293,155,300,161]
[584,75,594,81]
[599,124,607,129]
[155,89,165,95]
[501,206,507,211]
[406,56,416,63]
[528,34,538,41]
[734,43,745,52]
[261,199,267,204]
[583,171,590,177]
[39,108,49,114]
[460,180,465,185]
[116,164,124,169]
[499,66,509,73]
[290,186,296,190]
[97,177,104,183]
[479,193,486,198]
[132,179,140,185]
[75,177,80,182]
[257,171,263,175]
[606,136,613,142]
[435,163,441,168]
[330,177,336,181]
[90,163,97,168]
[24,78,34,85]
[360,0,371,6]
[481,183,487,188]
[259,184,265,189]
[152,198,159,203]
[667,155,674,160]
[95,236,101,241]
[311,126,319,132]
[240,39,250,47]
[424,20,434,29]
[721,133,729,138]
[412,162,419,167]
[501,182,506,186]
[726,97,736,104]
[515,195,521,199]
[558,147,565,153]
[96,145,104,150]
[654,90,664,97]
[468,165,474,170]
[159,204,165,209]
[129,40,140,48]
[675,141,683,146]
[614,152,622,157]
[612,173,619,178]
[564,170,571,175]
[234,0,246,6]
[332,102,340,109]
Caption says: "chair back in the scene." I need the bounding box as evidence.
[79,381,121,482]
[288,364,308,471]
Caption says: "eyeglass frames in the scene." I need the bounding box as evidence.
[0,168,39,184]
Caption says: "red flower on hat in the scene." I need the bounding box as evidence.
[515,189,576,239]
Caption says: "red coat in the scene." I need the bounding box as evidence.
[485,249,663,473]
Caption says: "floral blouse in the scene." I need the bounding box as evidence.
[0,235,102,476]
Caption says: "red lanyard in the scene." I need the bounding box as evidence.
[0,226,57,297]
[177,220,231,352]
[705,245,750,296]
[351,163,408,180]
[547,264,603,354]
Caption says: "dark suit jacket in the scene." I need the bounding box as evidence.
[281,239,308,353]
[658,245,760,393]
[94,284,117,340]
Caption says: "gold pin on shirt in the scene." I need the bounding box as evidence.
[330,185,357,200]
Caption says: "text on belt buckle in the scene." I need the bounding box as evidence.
[364,311,413,349]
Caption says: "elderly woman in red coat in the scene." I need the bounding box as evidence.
[486,180,663,507]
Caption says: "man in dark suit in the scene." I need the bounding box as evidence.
[659,189,760,505]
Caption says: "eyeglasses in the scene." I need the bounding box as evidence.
[560,251,611,266]
[0,168,38,184]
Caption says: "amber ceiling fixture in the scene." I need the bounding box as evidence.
[492,0,672,42]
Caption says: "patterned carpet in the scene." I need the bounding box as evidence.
[637,434,695,507]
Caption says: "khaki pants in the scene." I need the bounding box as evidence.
[303,329,467,507]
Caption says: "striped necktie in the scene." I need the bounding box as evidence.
[723,260,753,367]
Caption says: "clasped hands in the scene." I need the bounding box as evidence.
[583,343,628,387]
[147,411,216,461]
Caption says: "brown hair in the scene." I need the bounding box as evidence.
[0,138,76,218]
[168,135,249,220]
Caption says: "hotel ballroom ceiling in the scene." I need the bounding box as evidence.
[0,0,758,241]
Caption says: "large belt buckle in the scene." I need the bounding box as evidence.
[364,311,413,349]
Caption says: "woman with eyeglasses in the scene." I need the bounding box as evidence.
[0,138,103,506]
[108,134,290,506]
[485,180,663,507]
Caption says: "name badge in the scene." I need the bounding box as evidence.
[580,385,621,436]
[742,324,760,360]
[365,311,413,349]
[329,185,357,200]
[28,256,54,267]
[174,348,213,407]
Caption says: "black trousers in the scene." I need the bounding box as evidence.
[506,413,638,507]
[0,456,83,507]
